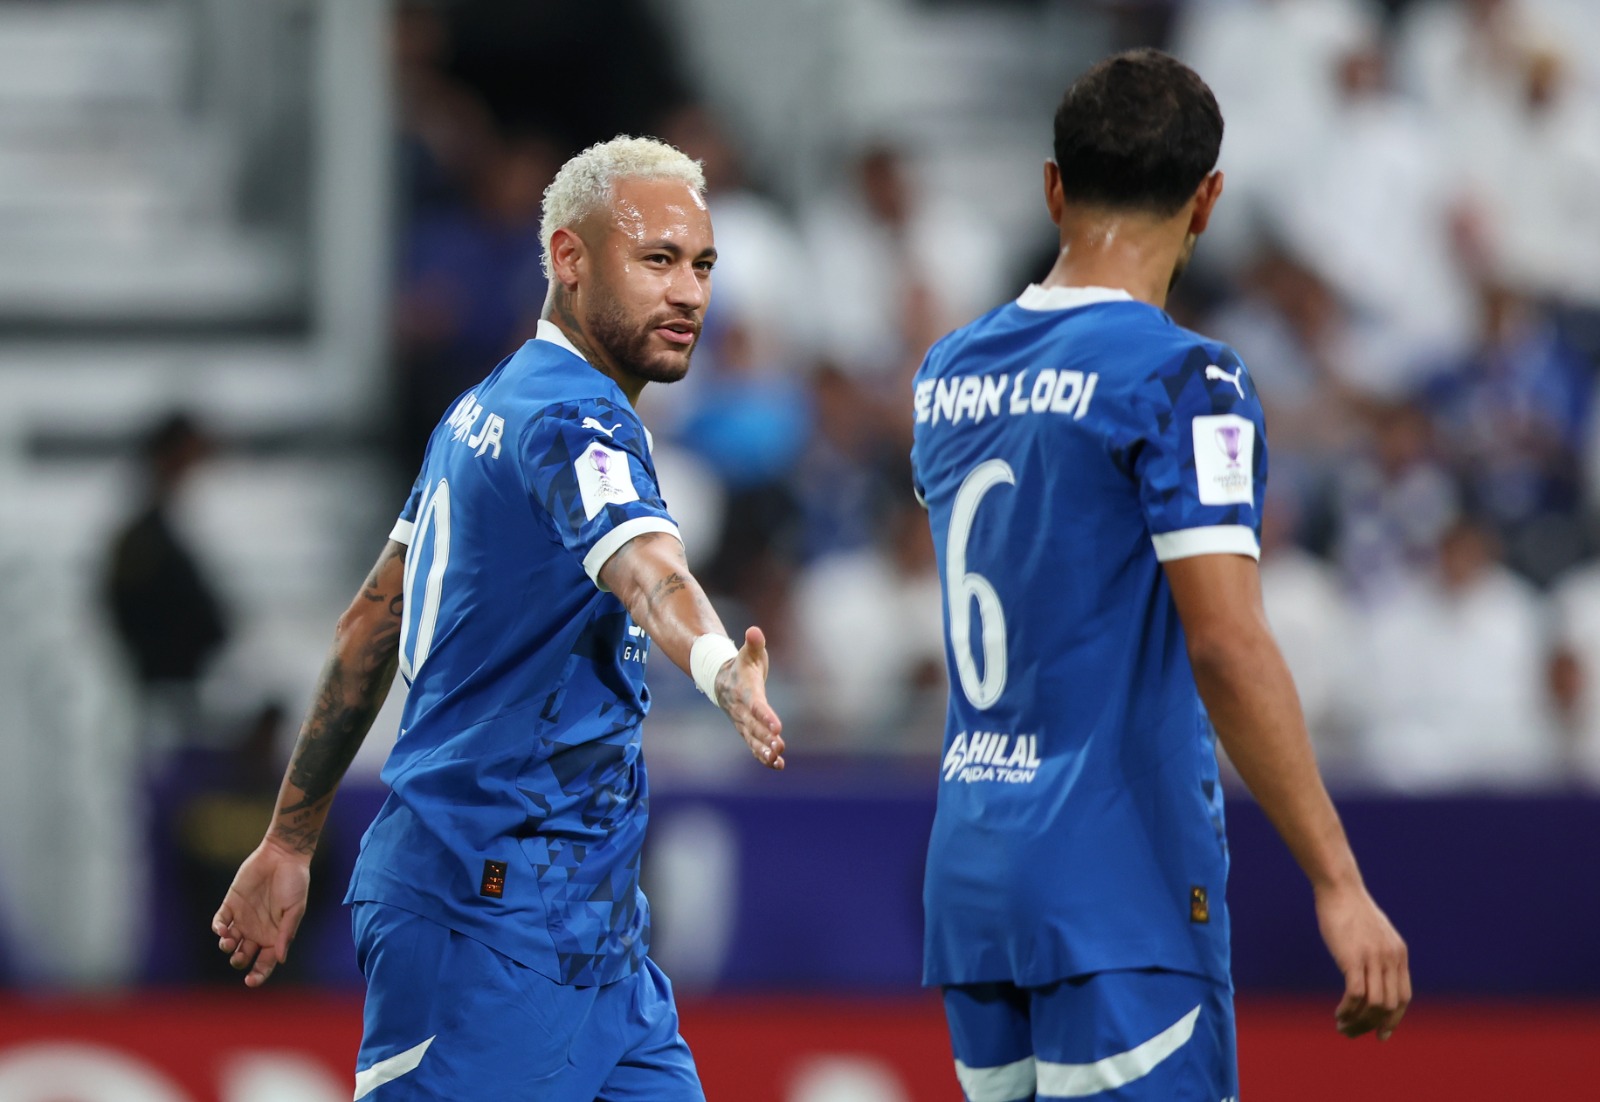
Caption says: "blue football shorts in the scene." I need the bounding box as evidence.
[351,901,703,1101]
[943,969,1238,1102]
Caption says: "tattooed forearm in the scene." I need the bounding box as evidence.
[649,571,689,606]
[268,543,405,855]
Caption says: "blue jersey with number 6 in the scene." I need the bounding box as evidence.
[910,285,1268,989]
[345,321,681,987]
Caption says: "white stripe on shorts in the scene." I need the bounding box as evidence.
[954,1054,1035,1102]
[354,1036,435,1100]
[1035,1005,1200,1097]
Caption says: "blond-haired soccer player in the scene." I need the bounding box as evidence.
[213,136,782,1100]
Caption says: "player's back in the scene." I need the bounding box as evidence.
[912,285,1266,990]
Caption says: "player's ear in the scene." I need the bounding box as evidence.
[1043,160,1066,227]
[548,226,586,289]
[1187,171,1224,236]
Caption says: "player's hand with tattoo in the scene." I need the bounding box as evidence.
[1316,880,1410,1040]
[713,625,784,769]
[212,835,312,988]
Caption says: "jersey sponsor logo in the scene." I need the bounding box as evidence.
[914,368,1099,429]
[623,622,649,663]
[941,731,1043,784]
[575,442,640,519]
[444,391,505,458]
[1204,363,1246,399]
[581,417,623,437]
[1191,414,1254,505]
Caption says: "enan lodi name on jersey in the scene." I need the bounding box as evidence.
[914,368,1100,429]
[942,731,1043,784]
[445,392,505,459]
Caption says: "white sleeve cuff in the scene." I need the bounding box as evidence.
[389,518,416,545]
[583,517,683,589]
[1151,524,1260,562]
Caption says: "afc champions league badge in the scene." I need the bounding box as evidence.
[1192,413,1252,505]
[1214,423,1243,468]
[576,439,640,519]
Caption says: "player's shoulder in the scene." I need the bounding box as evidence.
[916,299,1016,379]
[1132,320,1256,411]
[486,340,636,429]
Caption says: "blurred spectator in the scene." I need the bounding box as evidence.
[1398,0,1600,305]
[393,0,499,217]
[1268,34,1476,385]
[1420,280,1593,584]
[800,143,1006,384]
[1351,516,1561,790]
[394,131,558,467]
[1332,399,1459,602]
[657,104,815,371]
[792,364,911,563]
[1170,0,1385,273]
[103,412,231,758]
[1549,557,1600,785]
[676,319,812,602]
[792,500,945,749]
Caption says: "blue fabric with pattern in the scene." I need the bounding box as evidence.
[347,332,678,987]
[910,292,1268,989]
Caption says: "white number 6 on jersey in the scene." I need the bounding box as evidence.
[947,459,1014,709]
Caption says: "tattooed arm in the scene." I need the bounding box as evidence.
[598,532,785,769]
[212,540,407,987]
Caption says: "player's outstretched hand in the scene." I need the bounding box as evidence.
[715,625,785,770]
[1315,880,1410,1041]
[211,836,312,988]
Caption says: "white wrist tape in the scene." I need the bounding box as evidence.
[690,633,740,708]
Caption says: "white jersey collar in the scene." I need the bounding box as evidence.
[1015,284,1135,312]
[536,319,589,363]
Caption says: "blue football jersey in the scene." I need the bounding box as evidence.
[911,285,1268,988]
[346,321,680,987]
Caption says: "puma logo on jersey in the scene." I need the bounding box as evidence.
[582,417,623,438]
[1205,364,1245,399]
[942,731,1043,784]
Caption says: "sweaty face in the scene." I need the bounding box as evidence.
[583,177,715,385]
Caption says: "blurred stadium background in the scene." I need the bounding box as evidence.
[0,0,1598,1098]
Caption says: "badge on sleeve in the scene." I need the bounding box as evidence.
[576,441,640,519]
[1191,414,1254,505]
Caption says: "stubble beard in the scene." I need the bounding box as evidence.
[587,282,694,386]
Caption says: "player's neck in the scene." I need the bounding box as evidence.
[541,296,646,406]
[1041,216,1186,310]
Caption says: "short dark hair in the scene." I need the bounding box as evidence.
[1052,48,1223,217]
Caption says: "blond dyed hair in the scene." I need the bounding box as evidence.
[539,135,707,278]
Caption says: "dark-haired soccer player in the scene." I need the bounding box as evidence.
[912,49,1409,1101]
[212,136,782,1100]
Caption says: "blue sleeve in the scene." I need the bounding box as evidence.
[389,469,428,545]
[519,398,680,586]
[1131,343,1268,562]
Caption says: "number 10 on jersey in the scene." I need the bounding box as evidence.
[398,478,452,683]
